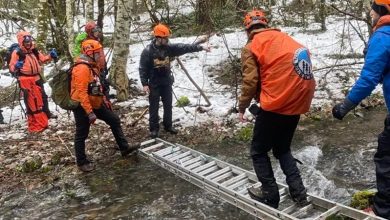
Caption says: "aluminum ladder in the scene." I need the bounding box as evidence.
[140,138,384,220]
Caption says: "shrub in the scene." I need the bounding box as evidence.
[176,96,190,107]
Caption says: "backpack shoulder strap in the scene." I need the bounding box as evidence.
[31,48,40,60]
[16,48,26,62]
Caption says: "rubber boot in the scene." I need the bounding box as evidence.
[250,154,280,208]
[279,151,309,206]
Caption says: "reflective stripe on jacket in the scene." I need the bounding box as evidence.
[250,29,316,115]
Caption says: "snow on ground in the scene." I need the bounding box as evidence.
[0,14,378,136]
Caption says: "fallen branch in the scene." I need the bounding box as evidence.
[130,107,148,127]
[176,58,211,107]
[57,134,74,159]
[314,62,364,72]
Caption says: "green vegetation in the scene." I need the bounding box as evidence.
[236,125,254,142]
[16,156,43,173]
[176,96,190,107]
[350,190,376,210]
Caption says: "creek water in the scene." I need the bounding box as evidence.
[0,107,386,219]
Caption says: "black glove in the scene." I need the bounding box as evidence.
[332,98,357,120]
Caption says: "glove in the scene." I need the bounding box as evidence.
[332,98,357,120]
[49,48,58,59]
[15,60,24,69]
[88,112,97,124]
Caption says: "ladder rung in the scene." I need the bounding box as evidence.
[193,161,216,173]
[169,151,191,162]
[140,139,156,147]
[221,173,247,187]
[279,194,290,203]
[154,146,173,156]
[186,161,204,170]
[282,203,297,214]
[182,156,201,167]
[291,204,313,217]
[142,142,164,152]
[164,149,183,160]
[158,147,181,157]
[279,187,288,195]
[178,155,194,164]
[238,187,249,195]
[205,167,231,180]
[212,171,233,182]
[312,206,341,220]
[228,178,249,191]
[198,165,219,177]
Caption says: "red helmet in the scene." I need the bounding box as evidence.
[153,24,171,37]
[243,9,268,30]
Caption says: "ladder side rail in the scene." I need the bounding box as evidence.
[151,153,298,220]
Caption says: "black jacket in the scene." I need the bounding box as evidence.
[139,40,203,87]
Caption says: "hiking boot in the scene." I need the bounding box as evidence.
[164,127,178,134]
[150,130,158,139]
[78,162,94,172]
[248,186,279,209]
[292,194,310,207]
[121,144,140,157]
[47,112,58,119]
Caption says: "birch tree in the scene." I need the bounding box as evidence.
[36,0,49,50]
[85,0,94,21]
[109,0,132,101]
[66,0,75,58]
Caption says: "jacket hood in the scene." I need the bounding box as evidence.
[374,15,390,31]
[17,31,33,51]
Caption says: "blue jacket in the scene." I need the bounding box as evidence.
[347,21,390,112]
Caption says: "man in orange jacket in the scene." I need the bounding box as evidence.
[9,31,58,119]
[71,39,138,172]
[238,9,316,209]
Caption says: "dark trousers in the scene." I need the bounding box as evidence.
[149,85,172,132]
[251,109,306,202]
[36,79,50,116]
[73,105,129,166]
[373,114,390,219]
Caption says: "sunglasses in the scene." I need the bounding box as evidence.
[23,35,33,43]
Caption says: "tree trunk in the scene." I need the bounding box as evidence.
[97,0,104,28]
[319,0,326,31]
[66,0,75,59]
[85,0,94,20]
[36,0,49,50]
[109,0,132,101]
[196,0,212,28]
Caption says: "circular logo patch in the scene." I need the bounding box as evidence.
[293,48,313,80]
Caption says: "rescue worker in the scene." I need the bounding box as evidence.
[84,21,110,98]
[139,23,210,138]
[238,9,316,209]
[9,31,58,119]
[332,0,390,218]
[71,39,138,172]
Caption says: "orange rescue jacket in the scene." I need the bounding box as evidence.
[70,58,103,114]
[250,29,316,115]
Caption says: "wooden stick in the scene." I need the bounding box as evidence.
[130,107,149,127]
[57,134,75,158]
[176,58,211,107]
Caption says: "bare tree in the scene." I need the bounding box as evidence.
[85,0,94,20]
[66,0,75,59]
[109,0,132,101]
